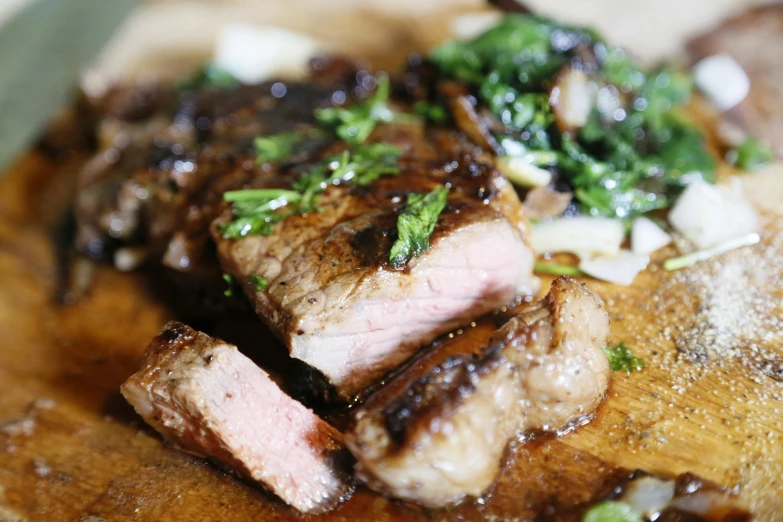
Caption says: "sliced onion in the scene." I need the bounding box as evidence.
[631,216,671,255]
[213,24,320,84]
[620,476,675,518]
[114,247,148,272]
[692,54,750,111]
[531,217,624,256]
[550,67,592,132]
[450,12,503,40]
[496,156,552,188]
[668,179,758,249]
[579,250,649,286]
[523,187,573,220]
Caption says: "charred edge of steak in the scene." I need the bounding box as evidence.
[380,344,507,447]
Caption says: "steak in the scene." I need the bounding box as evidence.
[77,62,537,399]
[214,121,536,399]
[120,321,353,514]
[347,276,610,507]
[688,4,783,156]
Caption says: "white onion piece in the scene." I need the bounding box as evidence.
[531,217,624,256]
[113,247,148,272]
[692,54,750,111]
[449,11,503,40]
[668,180,758,249]
[579,250,649,286]
[620,477,675,518]
[213,24,320,84]
[496,156,552,188]
[631,217,671,255]
[550,68,592,132]
[670,491,740,517]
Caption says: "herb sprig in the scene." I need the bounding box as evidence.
[603,343,646,373]
[220,143,402,238]
[254,133,303,164]
[315,76,396,144]
[390,186,449,269]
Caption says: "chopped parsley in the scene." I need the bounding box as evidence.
[534,261,584,277]
[728,136,774,170]
[582,501,643,522]
[180,64,238,91]
[220,143,402,238]
[254,133,303,164]
[413,100,449,124]
[315,76,396,144]
[389,186,449,269]
[603,343,646,373]
[222,273,235,297]
[428,14,715,221]
[249,275,269,292]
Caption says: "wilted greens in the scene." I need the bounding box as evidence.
[429,14,716,220]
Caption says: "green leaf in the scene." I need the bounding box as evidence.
[729,136,775,170]
[249,274,269,292]
[390,186,449,269]
[602,343,646,373]
[254,133,302,164]
[315,76,395,144]
[222,273,234,297]
[582,501,643,522]
[179,64,239,91]
[413,100,449,124]
[534,262,584,277]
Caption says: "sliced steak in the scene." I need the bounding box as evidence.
[120,321,352,514]
[75,58,361,272]
[688,4,783,156]
[347,276,610,507]
[213,121,537,399]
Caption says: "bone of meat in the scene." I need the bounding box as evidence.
[120,322,352,514]
[347,276,610,507]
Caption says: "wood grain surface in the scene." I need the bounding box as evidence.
[1,2,782,521]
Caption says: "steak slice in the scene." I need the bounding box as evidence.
[213,121,537,399]
[120,321,352,514]
[688,4,783,156]
[347,276,610,507]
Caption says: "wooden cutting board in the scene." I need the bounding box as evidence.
[1,1,782,521]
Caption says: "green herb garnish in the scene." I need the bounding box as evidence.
[180,64,238,91]
[390,186,449,269]
[220,143,402,238]
[413,100,449,124]
[254,133,302,164]
[222,273,235,297]
[728,137,774,170]
[315,76,396,144]
[249,275,269,292]
[603,343,646,373]
[582,501,643,522]
[663,232,760,271]
[429,14,715,221]
[534,261,585,277]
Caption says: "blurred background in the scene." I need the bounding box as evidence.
[0,0,777,170]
